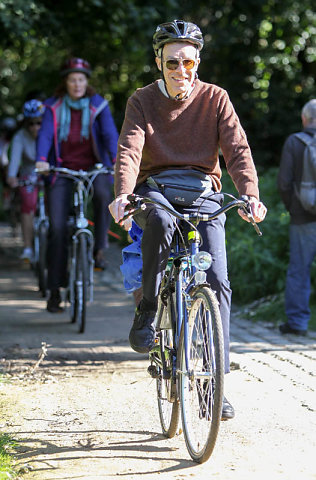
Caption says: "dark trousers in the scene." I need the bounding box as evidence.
[285,222,316,330]
[47,174,113,290]
[134,183,232,373]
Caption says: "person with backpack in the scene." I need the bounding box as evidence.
[278,98,316,335]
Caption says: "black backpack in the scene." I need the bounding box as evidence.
[294,132,316,214]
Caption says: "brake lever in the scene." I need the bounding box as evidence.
[121,196,146,223]
[239,197,262,237]
[247,211,262,236]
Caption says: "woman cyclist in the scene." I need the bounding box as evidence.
[7,100,45,261]
[36,57,119,313]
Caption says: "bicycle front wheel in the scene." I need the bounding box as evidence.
[74,234,88,333]
[179,286,224,463]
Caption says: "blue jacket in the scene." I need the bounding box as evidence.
[120,222,143,293]
[36,93,118,168]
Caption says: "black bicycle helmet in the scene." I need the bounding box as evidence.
[153,20,204,56]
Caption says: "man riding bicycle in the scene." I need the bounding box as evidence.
[109,20,267,420]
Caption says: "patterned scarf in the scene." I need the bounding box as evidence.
[58,94,90,142]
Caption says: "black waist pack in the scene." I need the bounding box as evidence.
[147,168,214,206]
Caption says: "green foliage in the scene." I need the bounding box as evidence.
[0,0,179,124]
[178,0,316,166]
[0,433,19,479]
[0,0,315,162]
[223,165,316,331]
[222,166,290,303]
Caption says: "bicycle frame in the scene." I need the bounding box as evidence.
[156,223,205,381]
[126,193,261,382]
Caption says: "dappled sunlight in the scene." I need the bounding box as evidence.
[0,300,45,308]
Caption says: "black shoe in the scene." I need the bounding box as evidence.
[47,289,64,313]
[129,305,157,354]
[221,397,235,420]
[94,249,106,271]
[279,322,307,336]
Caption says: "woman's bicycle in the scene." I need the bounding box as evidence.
[124,193,261,463]
[37,164,114,333]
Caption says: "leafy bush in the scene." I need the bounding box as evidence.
[223,165,316,325]
[222,166,290,303]
[0,433,19,479]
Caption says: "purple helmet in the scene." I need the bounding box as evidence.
[60,57,92,77]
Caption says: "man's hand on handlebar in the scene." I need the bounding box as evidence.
[109,194,133,230]
[238,196,267,223]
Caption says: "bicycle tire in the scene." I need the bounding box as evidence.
[38,222,48,297]
[74,234,88,333]
[179,285,224,463]
[69,244,76,324]
[156,302,180,437]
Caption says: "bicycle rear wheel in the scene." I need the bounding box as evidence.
[38,222,48,297]
[179,286,224,463]
[73,234,88,333]
[156,316,180,437]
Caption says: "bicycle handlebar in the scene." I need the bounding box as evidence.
[17,175,44,188]
[35,164,114,178]
[124,193,262,236]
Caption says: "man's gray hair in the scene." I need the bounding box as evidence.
[302,99,316,125]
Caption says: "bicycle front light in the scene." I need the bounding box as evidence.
[76,218,89,229]
[192,251,212,271]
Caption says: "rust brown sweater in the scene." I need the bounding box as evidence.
[115,79,259,199]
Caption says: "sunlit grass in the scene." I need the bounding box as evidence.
[0,433,19,479]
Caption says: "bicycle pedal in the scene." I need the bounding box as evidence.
[162,369,171,380]
[147,365,159,379]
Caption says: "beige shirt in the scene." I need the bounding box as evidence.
[115,79,259,199]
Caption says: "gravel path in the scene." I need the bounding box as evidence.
[0,222,315,480]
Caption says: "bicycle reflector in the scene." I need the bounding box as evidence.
[192,251,212,271]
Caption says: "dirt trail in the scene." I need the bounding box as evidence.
[0,222,315,480]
